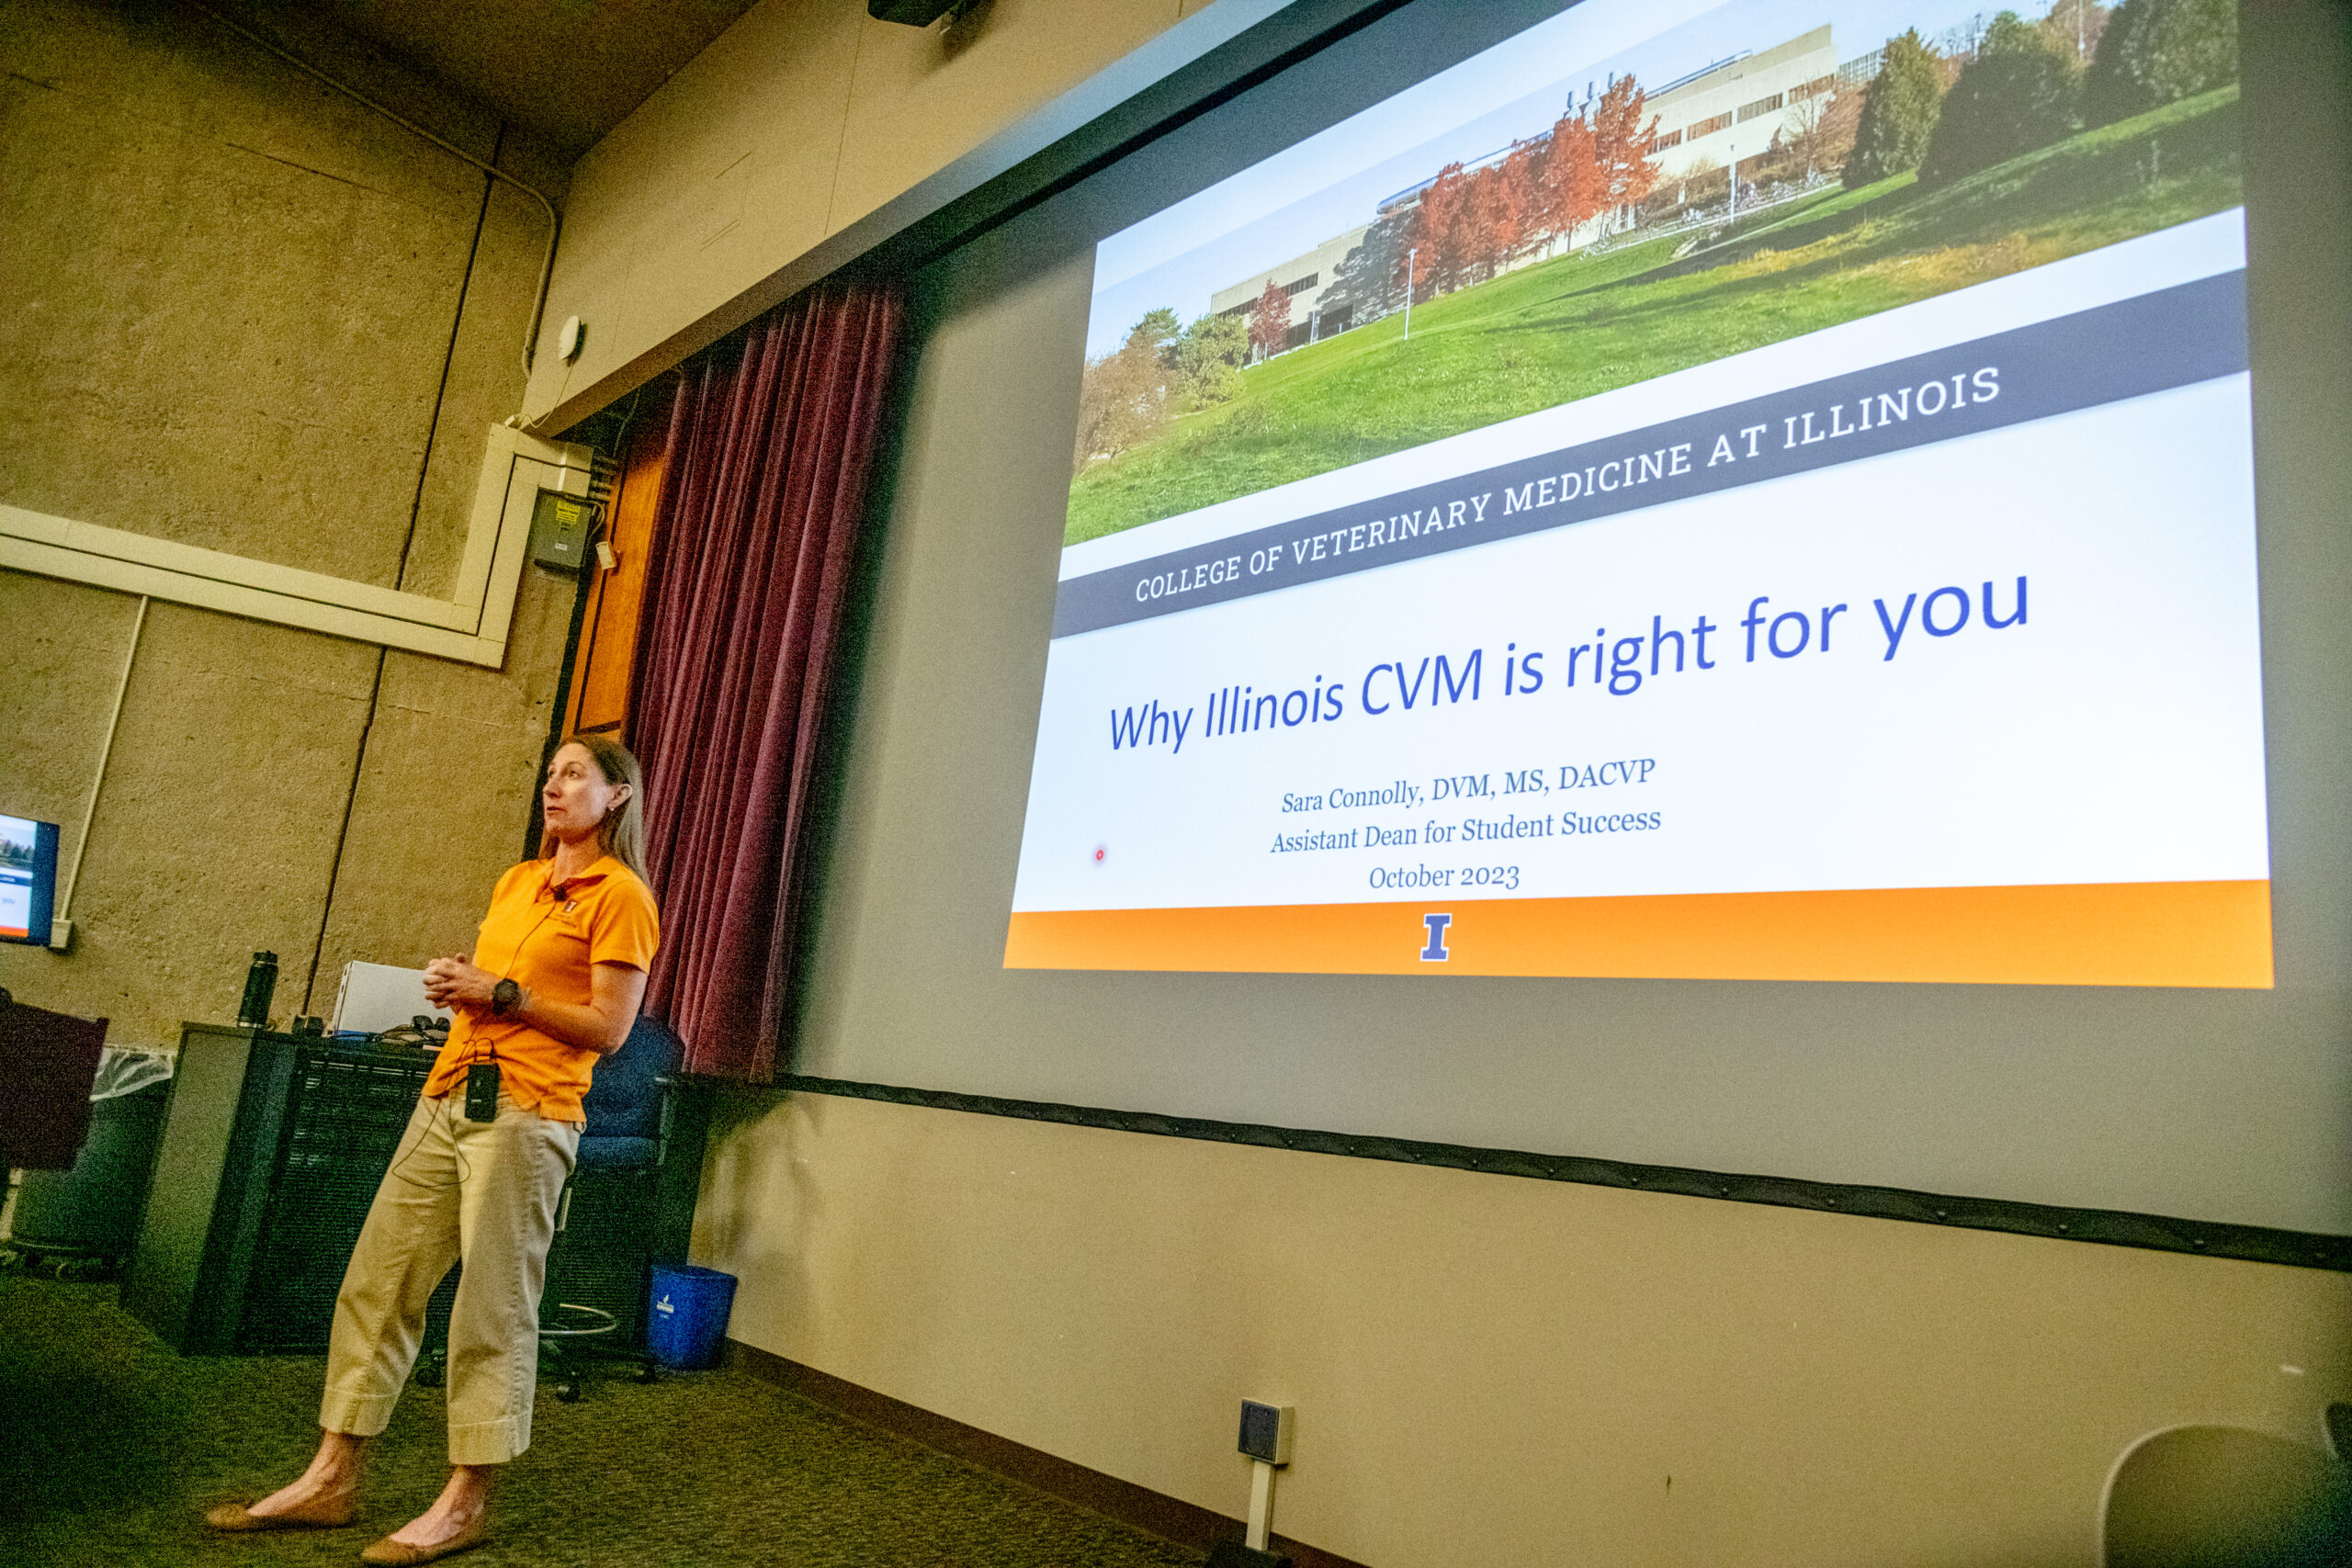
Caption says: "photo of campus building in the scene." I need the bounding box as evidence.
[1207,24,1872,355]
[1071,0,2246,547]
[1643,24,1840,183]
[1207,223,1371,351]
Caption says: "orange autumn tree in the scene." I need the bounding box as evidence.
[1534,107,1604,246]
[1484,142,1539,274]
[1455,144,1538,284]
[1383,76,1661,313]
[1398,161,1475,299]
[1589,75,1663,220]
[1458,164,1504,286]
[1248,276,1289,359]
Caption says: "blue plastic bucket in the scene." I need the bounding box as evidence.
[646,1264,738,1370]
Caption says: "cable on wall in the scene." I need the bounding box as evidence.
[53,595,150,942]
[190,4,562,389]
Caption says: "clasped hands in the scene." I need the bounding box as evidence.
[422,954,500,1012]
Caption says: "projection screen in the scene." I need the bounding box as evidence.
[797,0,2352,1245]
[1010,0,2266,987]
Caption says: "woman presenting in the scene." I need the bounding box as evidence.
[208,735,660,1565]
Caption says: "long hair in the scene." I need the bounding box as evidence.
[540,732,650,886]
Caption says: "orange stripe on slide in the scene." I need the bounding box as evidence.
[1004,881,2272,987]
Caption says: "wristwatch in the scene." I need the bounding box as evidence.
[491,977,521,1017]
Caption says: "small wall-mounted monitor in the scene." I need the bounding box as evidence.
[1,815,61,946]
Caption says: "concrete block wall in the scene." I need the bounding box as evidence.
[0,0,575,1043]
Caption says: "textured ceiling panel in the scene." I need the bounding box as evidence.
[278,0,769,159]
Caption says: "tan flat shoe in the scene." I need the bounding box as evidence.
[204,1494,358,1531]
[358,1517,488,1564]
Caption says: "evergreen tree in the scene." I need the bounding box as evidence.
[1133,307,1182,364]
[1843,29,1944,187]
[1918,11,2080,187]
[2084,0,2236,126]
[1170,312,1248,405]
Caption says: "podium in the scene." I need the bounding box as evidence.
[121,1024,437,1354]
[119,1022,712,1357]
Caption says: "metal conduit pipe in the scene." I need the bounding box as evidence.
[191,5,563,391]
[52,595,150,946]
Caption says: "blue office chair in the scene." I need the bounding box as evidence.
[536,1011,684,1397]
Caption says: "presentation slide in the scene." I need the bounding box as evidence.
[1009,0,2265,986]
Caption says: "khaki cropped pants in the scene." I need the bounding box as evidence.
[320,1092,579,1465]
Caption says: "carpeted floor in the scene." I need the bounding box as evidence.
[0,1275,1198,1568]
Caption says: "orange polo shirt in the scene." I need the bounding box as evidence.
[424,854,661,1123]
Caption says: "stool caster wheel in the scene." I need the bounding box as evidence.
[637,1362,663,1385]
[555,1380,581,1404]
[415,1358,446,1390]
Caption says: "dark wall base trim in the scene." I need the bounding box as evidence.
[724,1340,1366,1568]
[780,1075,2352,1274]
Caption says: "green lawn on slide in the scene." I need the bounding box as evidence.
[1063,86,2242,547]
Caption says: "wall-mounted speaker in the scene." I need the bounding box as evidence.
[868,0,963,24]
[1238,1400,1295,1465]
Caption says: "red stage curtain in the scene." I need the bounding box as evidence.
[628,285,903,1081]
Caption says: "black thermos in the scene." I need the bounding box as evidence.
[238,950,278,1029]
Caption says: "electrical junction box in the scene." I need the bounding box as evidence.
[530,490,595,572]
[1238,1401,1294,1465]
